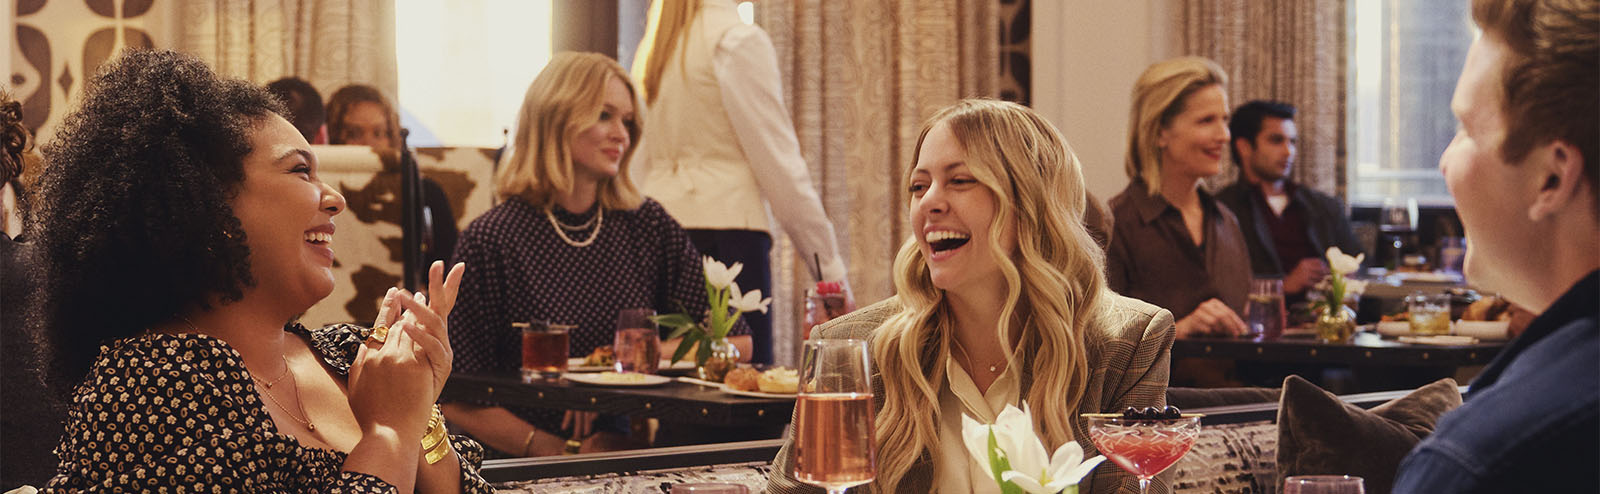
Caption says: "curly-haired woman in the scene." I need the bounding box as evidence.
[32,49,487,493]
[766,99,1176,494]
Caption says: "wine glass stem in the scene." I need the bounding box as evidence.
[1139,477,1151,494]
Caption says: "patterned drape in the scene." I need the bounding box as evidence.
[1177,0,1347,198]
[176,0,399,102]
[754,0,1000,365]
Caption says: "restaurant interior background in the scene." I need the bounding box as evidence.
[4,0,1470,367]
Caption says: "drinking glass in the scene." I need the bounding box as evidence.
[1085,414,1202,494]
[614,308,661,374]
[1438,237,1466,275]
[1245,278,1286,340]
[520,321,569,381]
[1406,292,1451,335]
[1283,475,1365,493]
[1378,197,1419,270]
[792,339,876,493]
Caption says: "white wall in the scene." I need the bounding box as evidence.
[1032,0,1175,202]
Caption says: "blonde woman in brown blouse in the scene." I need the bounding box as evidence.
[767,99,1176,494]
[31,50,487,493]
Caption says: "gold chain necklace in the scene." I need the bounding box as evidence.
[950,337,1004,374]
[178,316,316,432]
[546,207,603,247]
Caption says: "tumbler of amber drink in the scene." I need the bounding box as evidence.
[521,321,570,382]
[1406,292,1451,336]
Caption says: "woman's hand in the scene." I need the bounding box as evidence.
[1175,298,1246,337]
[387,261,467,402]
[347,317,436,440]
[562,410,598,442]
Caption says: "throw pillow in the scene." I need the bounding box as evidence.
[1275,375,1463,494]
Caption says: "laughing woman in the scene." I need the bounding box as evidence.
[33,50,486,493]
[767,99,1176,494]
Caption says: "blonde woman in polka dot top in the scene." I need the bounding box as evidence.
[442,52,750,457]
[31,50,490,493]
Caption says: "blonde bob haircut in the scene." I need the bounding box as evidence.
[1124,56,1228,196]
[497,52,644,210]
[869,99,1109,492]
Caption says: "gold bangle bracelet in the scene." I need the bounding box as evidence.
[519,430,539,457]
[421,405,449,464]
[424,439,450,464]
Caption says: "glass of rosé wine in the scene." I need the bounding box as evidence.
[791,339,876,493]
[1084,408,1203,494]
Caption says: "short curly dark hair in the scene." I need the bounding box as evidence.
[34,50,286,381]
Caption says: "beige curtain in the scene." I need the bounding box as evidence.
[1177,0,1347,198]
[755,0,999,365]
[175,0,399,102]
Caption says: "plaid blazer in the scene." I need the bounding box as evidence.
[766,293,1176,494]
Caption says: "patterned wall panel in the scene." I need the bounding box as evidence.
[11,0,170,142]
[998,0,1030,105]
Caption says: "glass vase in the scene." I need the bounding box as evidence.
[697,337,741,382]
[1316,305,1358,343]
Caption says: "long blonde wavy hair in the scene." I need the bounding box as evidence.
[634,0,701,104]
[497,52,644,211]
[870,99,1109,491]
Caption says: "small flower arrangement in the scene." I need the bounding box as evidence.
[654,257,772,367]
[1312,247,1367,315]
[962,404,1106,494]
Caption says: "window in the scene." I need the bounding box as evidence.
[395,0,554,148]
[1346,0,1475,207]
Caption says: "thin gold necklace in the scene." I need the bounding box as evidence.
[178,316,315,432]
[950,337,1004,374]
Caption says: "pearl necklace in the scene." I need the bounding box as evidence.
[546,207,603,248]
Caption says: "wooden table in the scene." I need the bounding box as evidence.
[1173,331,1505,366]
[441,372,796,429]
[1173,331,1506,392]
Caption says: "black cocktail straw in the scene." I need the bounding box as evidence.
[811,253,823,282]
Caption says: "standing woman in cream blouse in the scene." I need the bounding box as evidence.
[630,0,852,365]
[767,99,1176,494]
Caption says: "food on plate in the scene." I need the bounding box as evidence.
[1461,296,1512,321]
[584,346,615,366]
[724,367,761,392]
[757,367,799,394]
[593,371,650,384]
[1381,311,1410,322]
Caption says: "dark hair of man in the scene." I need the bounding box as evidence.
[1471,0,1598,189]
[33,49,286,382]
[1228,100,1296,167]
[266,77,325,143]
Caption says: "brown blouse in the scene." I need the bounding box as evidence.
[44,323,492,493]
[1106,181,1252,320]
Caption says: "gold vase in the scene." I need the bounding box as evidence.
[696,337,741,382]
[1316,305,1358,343]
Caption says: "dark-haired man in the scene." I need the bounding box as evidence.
[1217,100,1360,298]
[266,77,327,144]
[1393,0,1597,491]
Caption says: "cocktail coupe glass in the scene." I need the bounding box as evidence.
[1083,413,1203,494]
[791,339,876,493]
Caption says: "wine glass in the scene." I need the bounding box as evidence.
[791,339,876,493]
[1084,414,1202,494]
[1284,475,1365,493]
[1378,197,1419,270]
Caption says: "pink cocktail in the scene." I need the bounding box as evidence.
[1085,414,1202,494]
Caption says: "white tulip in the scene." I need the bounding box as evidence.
[962,404,1106,494]
[1325,247,1365,276]
[727,283,772,314]
[702,256,743,289]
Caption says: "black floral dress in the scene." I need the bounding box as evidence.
[43,323,492,493]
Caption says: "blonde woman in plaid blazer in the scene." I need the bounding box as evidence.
[767,100,1175,494]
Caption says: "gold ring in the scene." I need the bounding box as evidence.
[369,325,390,344]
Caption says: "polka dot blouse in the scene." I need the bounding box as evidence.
[43,323,491,493]
[447,198,747,434]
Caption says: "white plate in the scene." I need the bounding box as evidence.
[720,387,798,399]
[566,358,696,373]
[562,372,672,387]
